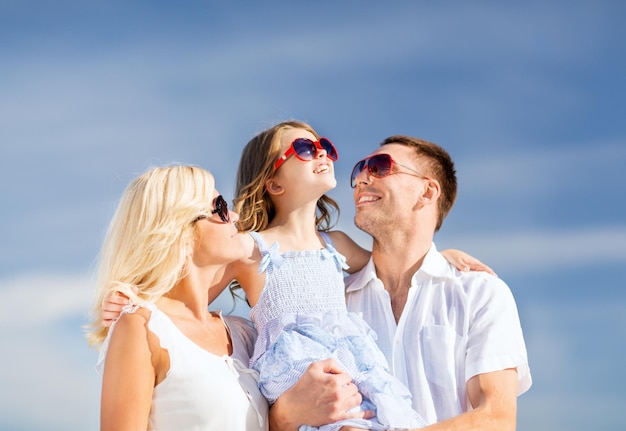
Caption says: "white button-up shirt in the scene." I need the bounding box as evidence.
[345,243,531,424]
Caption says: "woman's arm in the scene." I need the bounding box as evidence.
[100,311,158,431]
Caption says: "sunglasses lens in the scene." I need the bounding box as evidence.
[292,139,317,161]
[319,138,338,161]
[350,160,367,187]
[213,195,229,223]
[368,154,392,177]
[350,154,394,187]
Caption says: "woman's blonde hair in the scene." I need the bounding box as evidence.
[85,165,216,348]
[234,120,339,232]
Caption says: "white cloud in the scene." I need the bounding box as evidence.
[458,139,626,198]
[0,273,94,328]
[517,301,626,430]
[437,225,626,275]
[0,273,99,430]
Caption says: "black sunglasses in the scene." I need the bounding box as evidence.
[193,195,230,223]
[350,153,425,188]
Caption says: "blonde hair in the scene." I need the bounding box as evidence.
[234,120,339,232]
[85,165,216,348]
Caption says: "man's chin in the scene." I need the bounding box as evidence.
[354,215,378,236]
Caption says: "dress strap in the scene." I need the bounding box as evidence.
[122,300,155,314]
[249,231,283,273]
[248,231,269,252]
[318,231,349,271]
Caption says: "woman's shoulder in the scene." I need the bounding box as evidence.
[114,305,152,332]
[96,303,158,375]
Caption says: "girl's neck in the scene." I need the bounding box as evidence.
[264,201,323,251]
[267,197,318,230]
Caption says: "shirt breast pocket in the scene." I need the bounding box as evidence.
[420,325,459,390]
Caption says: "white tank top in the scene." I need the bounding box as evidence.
[97,303,268,431]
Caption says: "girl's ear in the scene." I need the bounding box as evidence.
[265,179,284,196]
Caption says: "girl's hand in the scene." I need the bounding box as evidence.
[101,291,130,327]
[441,249,497,276]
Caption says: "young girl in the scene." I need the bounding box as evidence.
[232,121,473,431]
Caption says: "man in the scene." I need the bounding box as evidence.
[270,135,531,430]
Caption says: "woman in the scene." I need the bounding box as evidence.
[85,165,268,431]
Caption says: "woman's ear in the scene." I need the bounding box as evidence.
[265,179,285,196]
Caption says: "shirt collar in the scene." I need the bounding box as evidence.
[345,256,377,293]
[345,242,453,293]
[418,242,455,279]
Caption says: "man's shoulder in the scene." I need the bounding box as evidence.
[223,314,255,335]
[447,267,516,305]
[223,314,256,361]
[344,258,377,292]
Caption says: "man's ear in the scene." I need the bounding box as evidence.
[419,179,441,206]
[265,179,285,196]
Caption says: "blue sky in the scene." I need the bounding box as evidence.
[1,1,625,430]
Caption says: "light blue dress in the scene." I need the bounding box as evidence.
[248,231,426,431]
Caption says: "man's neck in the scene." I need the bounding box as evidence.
[371,229,433,323]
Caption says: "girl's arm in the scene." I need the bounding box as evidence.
[441,249,497,275]
[101,291,130,327]
[326,230,371,274]
[100,311,157,431]
[328,230,496,276]
[227,233,265,307]
[101,234,259,327]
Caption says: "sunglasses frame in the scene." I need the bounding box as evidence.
[350,153,426,188]
[274,137,338,171]
[193,195,230,223]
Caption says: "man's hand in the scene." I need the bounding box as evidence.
[269,358,372,431]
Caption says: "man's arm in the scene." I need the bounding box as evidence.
[421,368,518,431]
[269,359,370,431]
